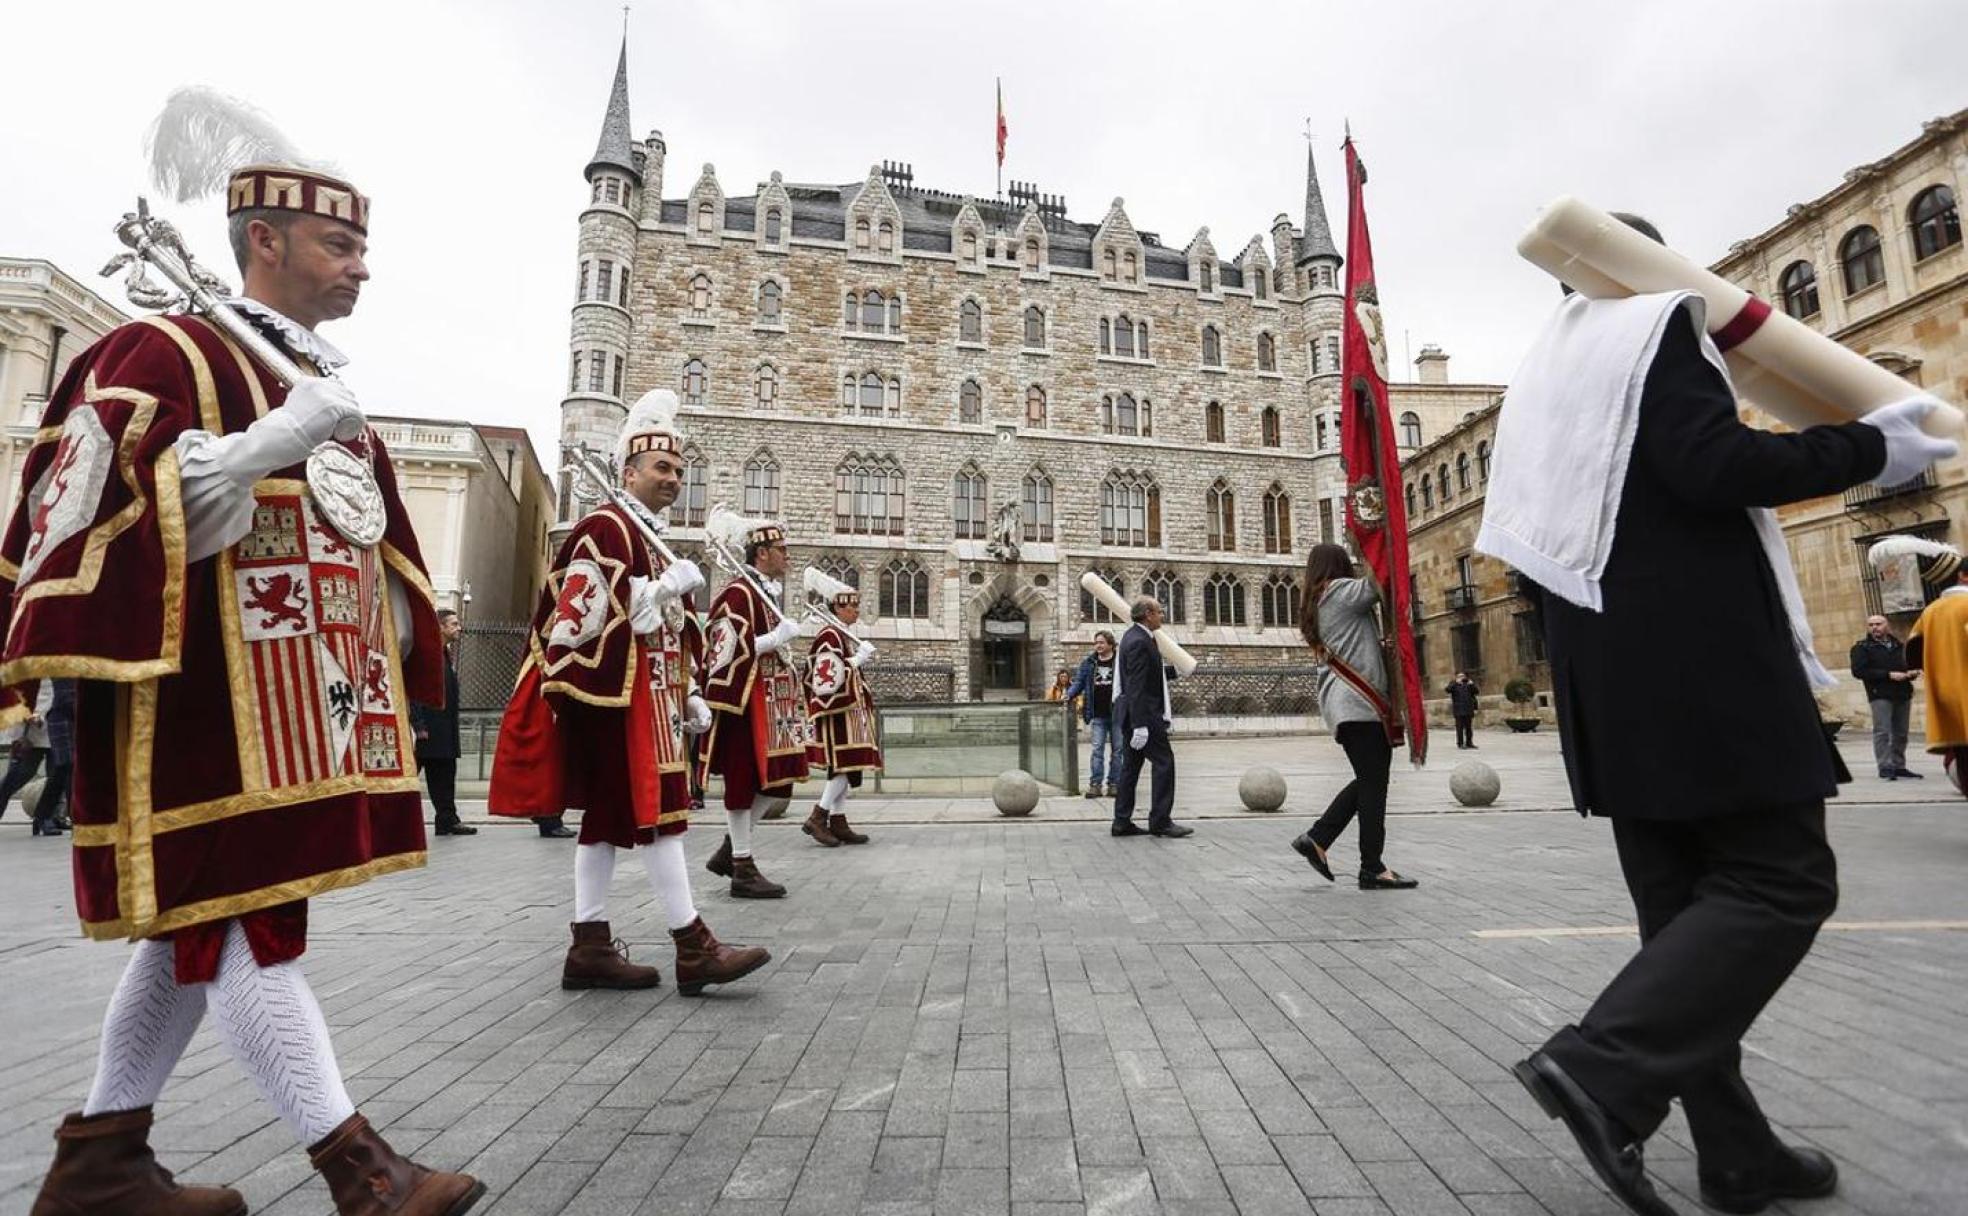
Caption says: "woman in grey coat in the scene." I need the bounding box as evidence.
[1290,544,1417,888]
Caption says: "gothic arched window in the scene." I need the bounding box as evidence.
[1100,470,1160,547]
[1021,469,1053,541]
[1257,332,1277,372]
[1081,566,1124,623]
[1262,484,1292,554]
[757,279,782,325]
[1261,406,1281,448]
[1205,401,1225,443]
[952,464,987,539]
[959,299,983,343]
[1203,573,1246,626]
[1202,325,1221,367]
[879,558,928,618]
[1261,572,1299,629]
[680,358,707,405]
[959,379,983,424]
[834,454,906,536]
[743,450,781,516]
[1025,385,1048,429]
[1206,479,1236,551]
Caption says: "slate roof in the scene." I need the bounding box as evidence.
[587,39,637,179]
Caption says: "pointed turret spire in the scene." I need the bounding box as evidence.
[1298,141,1339,264]
[587,35,637,179]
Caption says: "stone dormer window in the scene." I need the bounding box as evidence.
[878,221,896,253]
[855,219,871,249]
[1200,263,1214,293]
[960,230,979,262]
[1102,248,1116,279]
[695,202,714,234]
[764,208,783,244]
[1024,238,1042,270]
[1123,251,1138,283]
[1253,269,1268,301]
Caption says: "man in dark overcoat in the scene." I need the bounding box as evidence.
[1111,597,1191,839]
[1477,223,1955,1216]
[413,608,475,836]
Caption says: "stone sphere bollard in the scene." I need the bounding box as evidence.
[1238,766,1288,812]
[756,795,791,821]
[15,779,46,817]
[1449,760,1500,807]
[993,770,1041,817]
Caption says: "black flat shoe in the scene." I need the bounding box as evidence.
[1149,824,1193,838]
[1292,834,1334,881]
[1894,768,1924,780]
[1699,1143,1837,1214]
[538,822,576,839]
[435,823,478,836]
[1513,1050,1675,1216]
[1110,822,1147,837]
[1359,871,1418,889]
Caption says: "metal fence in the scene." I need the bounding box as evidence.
[860,663,957,704]
[454,621,531,710]
[1168,665,1321,716]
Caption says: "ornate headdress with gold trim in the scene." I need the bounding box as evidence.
[803,566,859,609]
[1867,534,1963,588]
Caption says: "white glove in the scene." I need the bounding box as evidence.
[204,377,365,487]
[683,694,711,735]
[758,615,802,654]
[653,558,705,602]
[849,640,877,668]
[1129,726,1148,751]
[627,575,661,634]
[1860,396,1959,487]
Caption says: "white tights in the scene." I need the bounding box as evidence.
[818,775,852,812]
[84,924,355,1146]
[573,838,699,931]
[725,804,755,859]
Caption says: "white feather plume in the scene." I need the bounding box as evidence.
[804,567,853,602]
[705,505,763,551]
[614,389,685,468]
[146,87,314,203]
[1867,534,1959,571]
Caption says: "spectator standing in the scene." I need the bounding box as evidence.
[1046,668,1072,702]
[1446,672,1480,750]
[0,681,65,834]
[1850,615,1919,781]
[413,608,477,835]
[1065,632,1120,798]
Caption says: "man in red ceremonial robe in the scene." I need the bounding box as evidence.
[700,513,809,898]
[1,103,481,1216]
[800,569,877,848]
[489,389,768,996]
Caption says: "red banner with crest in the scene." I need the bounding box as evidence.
[1338,135,1427,766]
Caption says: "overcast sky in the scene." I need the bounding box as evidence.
[4,0,1963,467]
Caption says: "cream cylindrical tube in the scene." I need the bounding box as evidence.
[1077,571,1199,677]
[1519,196,1964,438]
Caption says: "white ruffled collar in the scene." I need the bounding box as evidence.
[226,297,350,371]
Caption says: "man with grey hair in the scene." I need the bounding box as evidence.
[1110,596,1191,838]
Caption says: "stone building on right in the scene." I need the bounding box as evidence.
[1710,106,1967,720]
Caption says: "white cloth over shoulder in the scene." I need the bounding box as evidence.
[1474,290,1833,689]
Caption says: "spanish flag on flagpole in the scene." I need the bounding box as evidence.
[995,78,1008,195]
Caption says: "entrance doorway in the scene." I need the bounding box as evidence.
[980,597,1029,698]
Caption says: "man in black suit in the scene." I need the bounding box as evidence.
[1482,222,1955,1216]
[1110,596,1191,839]
[412,609,477,836]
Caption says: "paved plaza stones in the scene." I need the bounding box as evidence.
[2,732,1965,1215]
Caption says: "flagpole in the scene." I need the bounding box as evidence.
[995,77,1003,200]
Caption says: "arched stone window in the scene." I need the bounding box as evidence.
[1253,267,1268,300]
[1206,479,1236,551]
[1262,484,1292,554]
[1841,226,1884,294]
[844,370,901,417]
[1421,477,1434,511]
[1261,572,1300,629]
[689,273,712,316]
[680,358,707,405]
[960,230,978,261]
[834,454,906,536]
[959,379,983,424]
[1137,320,1150,360]
[757,280,782,325]
[1910,185,1960,261]
[877,220,896,253]
[1141,568,1186,624]
[1102,248,1117,279]
[1405,482,1416,518]
[1202,325,1221,367]
[879,558,928,618]
[1024,238,1042,270]
[1025,385,1048,429]
[1081,567,1124,623]
[754,363,778,409]
[1021,469,1053,541]
[677,446,708,526]
[1437,464,1452,504]
[1257,332,1277,372]
[695,201,714,234]
[952,464,987,539]
[1101,393,1150,438]
[854,218,871,249]
[1205,401,1225,443]
[1100,470,1160,547]
[1476,440,1491,482]
[743,450,781,515]
[1098,317,1111,354]
[1456,451,1472,491]
[1399,411,1423,448]
[1199,262,1214,292]
[1024,305,1046,349]
[1123,251,1138,282]
[959,298,983,343]
[1203,573,1246,626]
[1115,314,1136,358]
[1261,406,1281,448]
[1779,261,1819,319]
[814,555,860,592]
[764,208,782,244]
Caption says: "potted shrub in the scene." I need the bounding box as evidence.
[1503,677,1541,732]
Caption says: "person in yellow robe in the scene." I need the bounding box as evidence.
[1873,536,1968,789]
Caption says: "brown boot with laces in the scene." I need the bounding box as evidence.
[31,1107,245,1216]
[729,854,786,899]
[827,813,869,844]
[801,806,840,847]
[308,1113,484,1216]
[671,917,770,995]
[705,833,733,877]
[561,921,661,990]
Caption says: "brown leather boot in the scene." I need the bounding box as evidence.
[31,1108,245,1216]
[729,855,786,899]
[310,1113,484,1216]
[828,813,870,844]
[562,921,660,990]
[671,917,770,995]
[801,806,840,847]
[705,833,733,877]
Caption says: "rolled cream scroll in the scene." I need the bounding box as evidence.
[1077,571,1200,677]
[1519,196,1964,438]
